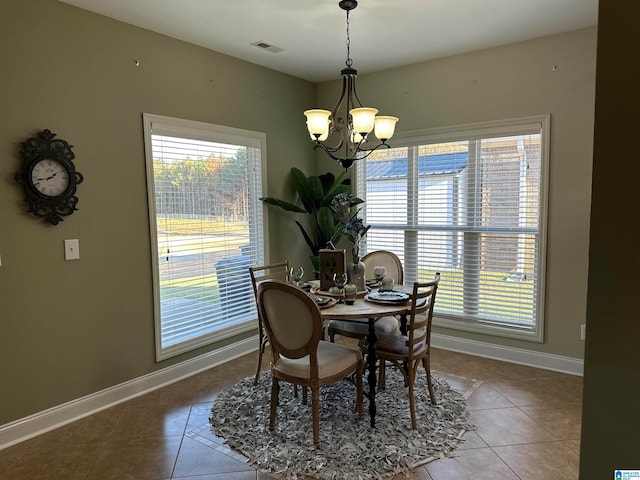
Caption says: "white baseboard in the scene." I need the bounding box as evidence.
[0,336,257,451]
[0,333,583,450]
[431,333,584,376]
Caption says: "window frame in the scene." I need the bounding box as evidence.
[356,115,550,342]
[143,113,268,361]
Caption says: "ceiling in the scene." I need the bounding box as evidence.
[58,0,598,83]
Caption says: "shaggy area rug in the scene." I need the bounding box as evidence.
[209,367,474,480]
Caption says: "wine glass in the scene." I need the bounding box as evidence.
[374,266,386,285]
[290,266,304,287]
[333,272,348,303]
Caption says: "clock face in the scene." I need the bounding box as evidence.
[31,159,70,197]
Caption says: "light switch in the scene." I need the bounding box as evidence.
[64,239,80,260]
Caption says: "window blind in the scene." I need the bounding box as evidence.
[357,117,548,340]
[143,114,266,360]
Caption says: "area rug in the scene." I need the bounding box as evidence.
[209,367,476,480]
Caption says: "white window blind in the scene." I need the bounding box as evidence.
[143,114,266,360]
[356,116,548,341]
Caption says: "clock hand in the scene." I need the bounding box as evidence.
[46,172,58,180]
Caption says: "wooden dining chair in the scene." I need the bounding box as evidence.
[374,273,440,429]
[249,261,290,385]
[257,280,364,447]
[327,250,403,342]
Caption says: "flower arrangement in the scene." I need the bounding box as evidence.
[331,192,370,259]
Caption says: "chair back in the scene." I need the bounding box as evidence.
[362,250,404,284]
[257,280,324,362]
[407,273,441,358]
[249,261,290,298]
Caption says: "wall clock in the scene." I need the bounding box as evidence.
[15,129,84,225]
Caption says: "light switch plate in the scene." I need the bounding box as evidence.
[64,239,80,260]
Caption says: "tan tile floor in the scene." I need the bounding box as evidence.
[0,345,582,479]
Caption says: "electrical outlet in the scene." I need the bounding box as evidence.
[580,324,586,341]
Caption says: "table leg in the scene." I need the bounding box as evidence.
[399,313,408,335]
[367,317,377,428]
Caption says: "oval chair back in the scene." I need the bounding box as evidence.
[258,280,323,368]
[362,250,404,285]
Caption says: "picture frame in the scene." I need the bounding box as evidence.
[319,248,345,291]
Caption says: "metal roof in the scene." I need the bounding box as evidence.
[367,152,468,180]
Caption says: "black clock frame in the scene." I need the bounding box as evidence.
[15,129,84,225]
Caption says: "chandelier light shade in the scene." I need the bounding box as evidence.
[304,0,399,170]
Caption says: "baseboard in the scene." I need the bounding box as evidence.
[0,333,583,450]
[0,336,257,451]
[431,333,584,376]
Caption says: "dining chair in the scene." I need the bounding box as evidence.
[257,280,364,447]
[327,250,403,342]
[375,273,440,429]
[249,260,290,385]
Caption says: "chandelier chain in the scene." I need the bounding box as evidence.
[304,0,398,170]
[345,9,352,67]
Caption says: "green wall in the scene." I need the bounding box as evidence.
[580,0,640,475]
[0,0,600,429]
[0,0,316,424]
[318,27,597,360]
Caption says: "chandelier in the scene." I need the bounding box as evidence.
[304,0,398,170]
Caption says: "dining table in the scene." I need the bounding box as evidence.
[315,283,420,428]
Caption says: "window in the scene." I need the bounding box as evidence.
[143,114,266,360]
[356,116,549,341]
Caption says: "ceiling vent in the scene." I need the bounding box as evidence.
[250,41,285,54]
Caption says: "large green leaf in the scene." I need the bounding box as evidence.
[306,176,325,210]
[290,168,312,212]
[317,206,340,248]
[260,197,306,213]
[295,220,317,254]
[320,171,350,207]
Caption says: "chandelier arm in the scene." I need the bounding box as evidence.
[348,76,363,110]
[354,141,391,154]
[331,74,350,120]
[312,137,344,154]
[312,139,392,168]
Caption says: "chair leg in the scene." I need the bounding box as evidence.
[253,336,265,385]
[408,373,417,429]
[422,356,437,405]
[312,386,320,447]
[379,359,386,390]
[269,378,280,431]
[302,386,308,405]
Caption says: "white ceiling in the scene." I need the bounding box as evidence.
[58,0,598,83]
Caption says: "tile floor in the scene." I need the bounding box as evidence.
[0,344,583,479]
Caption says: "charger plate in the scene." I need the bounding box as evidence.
[365,291,410,305]
[311,295,338,309]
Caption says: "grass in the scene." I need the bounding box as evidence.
[419,268,535,324]
[156,217,248,235]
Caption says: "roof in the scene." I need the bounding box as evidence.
[366,152,468,180]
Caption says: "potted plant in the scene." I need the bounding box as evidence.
[261,167,352,272]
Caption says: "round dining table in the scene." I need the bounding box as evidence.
[317,284,418,427]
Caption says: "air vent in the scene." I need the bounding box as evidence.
[250,41,285,54]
